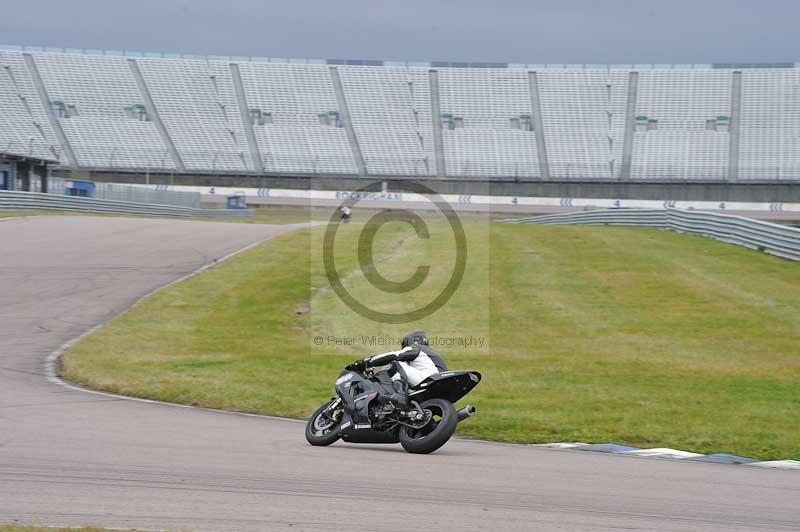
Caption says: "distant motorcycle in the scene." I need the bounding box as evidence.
[305,357,481,454]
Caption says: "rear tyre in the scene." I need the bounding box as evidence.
[399,398,457,454]
[305,400,342,446]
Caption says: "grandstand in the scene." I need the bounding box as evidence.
[1,45,799,182]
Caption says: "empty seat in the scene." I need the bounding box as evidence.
[0,48,797,181]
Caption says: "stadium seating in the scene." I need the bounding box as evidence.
[538,69,628,178]
[632,69,732,180]
[739,69,800,180]
[438,68,540,178]
[238,62,357,174]
[0,46,798,180]
[137,57,246,172]
[339,65,435,176]
[0,52,61,162]
[34,53,172,169]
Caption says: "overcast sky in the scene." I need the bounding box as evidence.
[2,0,798,64]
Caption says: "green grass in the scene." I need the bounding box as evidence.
[62,220,800,460]
[0,209,64,218]
[0,527,135,532]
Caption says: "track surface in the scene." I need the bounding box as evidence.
[0,215,798,532]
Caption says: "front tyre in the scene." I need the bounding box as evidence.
[399,398,457,454]
[305,400,342,446]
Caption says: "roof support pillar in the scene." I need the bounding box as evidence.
[23,53,79,169]
[128,58,186,172]
[329,66,367,177]
[527,71,550,179]
[229,63,265,174]
[620,71,639,180]
[728,70,742,181]
[428,69,447,177]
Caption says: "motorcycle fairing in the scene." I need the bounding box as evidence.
[337,406,400,444]
[334,370,379,426]
[340,418,400,444]
[408,370,482,404]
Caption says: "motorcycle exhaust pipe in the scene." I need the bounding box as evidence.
[456,405,476,422]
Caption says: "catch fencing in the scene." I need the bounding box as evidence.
[49,179,201,208]
[502,208,800,261]
[0,190,252,218]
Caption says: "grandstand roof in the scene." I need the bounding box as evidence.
[0,151,58,165]
[1,44,797,70]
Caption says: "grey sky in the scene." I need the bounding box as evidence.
[2,0,798,63]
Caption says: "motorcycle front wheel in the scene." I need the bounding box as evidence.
[305,400,342,446]
[399,398,457,454]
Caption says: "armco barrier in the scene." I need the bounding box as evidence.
[0,190,252,218]
[502,208,800,261]
[503,208,669,227]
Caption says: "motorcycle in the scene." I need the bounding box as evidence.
[305,358,481,454]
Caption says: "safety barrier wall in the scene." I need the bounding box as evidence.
[123,183,800,213]
[0,190,252,218]
[503,208,800,261]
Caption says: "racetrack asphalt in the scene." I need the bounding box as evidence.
[0,215,798,532]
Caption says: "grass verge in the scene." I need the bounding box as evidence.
[63,221,800,459]
[0,527,135,532]
[0,209,67,218]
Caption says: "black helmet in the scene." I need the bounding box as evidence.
[401,330,429,348]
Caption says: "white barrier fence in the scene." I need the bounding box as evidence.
[502,208,800,261]
[0,190,253,218]
[127,183,800,214]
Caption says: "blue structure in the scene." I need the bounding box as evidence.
[226,194,247,209]
[0,164,12,190]
[64,180,95,197]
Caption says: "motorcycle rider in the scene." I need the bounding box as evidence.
[346,331,447,408]
[339,205,352,223]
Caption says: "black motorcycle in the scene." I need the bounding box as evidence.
[305,357,481,454]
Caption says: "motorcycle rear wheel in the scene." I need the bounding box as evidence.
[399,398,457,454]
[305,400,342,446]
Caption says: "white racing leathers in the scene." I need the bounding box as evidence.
[389,346,439,387]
